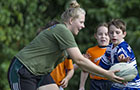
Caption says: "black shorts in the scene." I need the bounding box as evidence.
[7,57,55,90]
[90,79,112,90]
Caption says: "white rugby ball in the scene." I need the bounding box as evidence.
[109,62,138,82]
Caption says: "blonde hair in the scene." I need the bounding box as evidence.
[61,0,86,22]
[69,0,80,8]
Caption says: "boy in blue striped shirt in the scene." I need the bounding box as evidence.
[99,19,140,90]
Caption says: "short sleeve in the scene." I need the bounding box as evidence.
[64,59,74,70]
[53,24,77,50]
[99,53,111,70]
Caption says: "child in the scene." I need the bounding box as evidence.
[99,19,140,90]
[79,23,112,90]
[50,58,74,90]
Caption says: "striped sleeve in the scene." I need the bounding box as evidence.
[99,53,111,70]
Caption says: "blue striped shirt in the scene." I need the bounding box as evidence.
[99,41,140,89]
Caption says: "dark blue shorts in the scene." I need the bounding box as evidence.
[7,57,55,90]
[90,79,112,90]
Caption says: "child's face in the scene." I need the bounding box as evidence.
[95,26,110,46]
[109,25,126,46]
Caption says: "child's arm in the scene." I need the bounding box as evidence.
[79,71,89,90]
[60,68,74,88]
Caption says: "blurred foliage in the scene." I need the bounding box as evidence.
[0,0,140,90]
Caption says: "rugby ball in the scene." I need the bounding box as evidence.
[109,62,138,82]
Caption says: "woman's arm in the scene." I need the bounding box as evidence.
[66,47,124,83]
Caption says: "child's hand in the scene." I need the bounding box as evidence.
[83,53,91,59]
[79,87,85,90]
[60,78,69,88]
[118,54,130,62]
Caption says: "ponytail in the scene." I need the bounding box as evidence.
[61,0,85,22]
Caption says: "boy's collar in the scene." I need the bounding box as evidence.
[98,45,108,48]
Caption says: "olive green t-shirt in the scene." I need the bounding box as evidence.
[16,24,77,75]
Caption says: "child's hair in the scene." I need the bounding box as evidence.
[108,19,126,33]
[36,20,59,35]
[95,23,108,33]
[61,0,85,22]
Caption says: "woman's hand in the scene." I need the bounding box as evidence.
[106,70,125,83]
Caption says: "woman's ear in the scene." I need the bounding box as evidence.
[69,17,73,25]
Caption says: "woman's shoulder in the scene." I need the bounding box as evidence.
[55,24,72,34]
[56,24,67,29]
